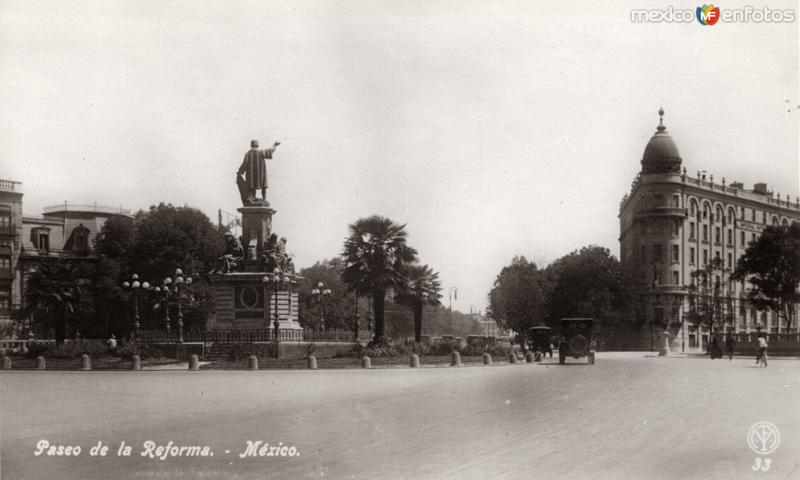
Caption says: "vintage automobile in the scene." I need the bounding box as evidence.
[526,325,553,359]
[558,318,595,365]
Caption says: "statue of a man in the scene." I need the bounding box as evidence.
[217,231,244,273]
[237,139,280,206]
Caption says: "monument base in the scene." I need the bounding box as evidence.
[208,272,302,330]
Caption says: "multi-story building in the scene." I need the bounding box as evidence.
[618,109,800,350]
[0,180,24,323]
[0,178,130,328]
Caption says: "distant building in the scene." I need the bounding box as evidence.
[0,179,130,326]
[618,109,800,349]
[474,314,510,338]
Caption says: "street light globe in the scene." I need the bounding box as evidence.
[132,281,141,289]
[142,282,150,289]
[317,282,324,288]
[282,276,290,283]
[185,277,193,285]
[262,276,270,284]
[175,277,184,285]
[273,268,280,274]
[311,289,319,295]
[154,286,161,293]
[272,274,280,283]
[175,268,183,276]
[122,281,130,288]
[132,274,139,280]
[164,277,172,285]
[323,289,331,296]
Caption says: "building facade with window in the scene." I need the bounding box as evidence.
[618,110,800,350]
[0,178,131,326]
[0,180,24,323]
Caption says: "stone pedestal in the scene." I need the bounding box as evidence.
[208,272,302,330]
[238,206,275,262]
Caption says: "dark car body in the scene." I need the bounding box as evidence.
[558,318,595,364]
[527,325,552,357]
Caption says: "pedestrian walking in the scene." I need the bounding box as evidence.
[725,333,736,361]
[756,333,768,367]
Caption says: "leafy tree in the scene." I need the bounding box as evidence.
[23,259,90,345]
[544,246,636,335]
[487,256,546,348]
[341,215,418,344]
[94,203,225,335]
[128,203,225,280]
[94,215,135,259]
[394,264,442,342]
[688,257,726,338]
[298,258,358,330]
[733,223,800,331]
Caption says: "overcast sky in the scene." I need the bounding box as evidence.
[1,0,798,313]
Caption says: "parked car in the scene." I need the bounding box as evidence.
[527,325,552,358]
[558,318,595,365]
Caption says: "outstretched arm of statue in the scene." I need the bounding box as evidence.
[265,141,281,156]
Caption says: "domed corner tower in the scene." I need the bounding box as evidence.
[619,108,689,352]
[641,107,682,175]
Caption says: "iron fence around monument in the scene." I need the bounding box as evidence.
[137,328,362,344]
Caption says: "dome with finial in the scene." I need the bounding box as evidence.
[641,107,682,174]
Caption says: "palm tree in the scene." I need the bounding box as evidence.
[23,260,89,345]
[342,215,417,344]
[395,264,442,343]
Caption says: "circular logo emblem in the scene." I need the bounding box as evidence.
[747,422,780,455]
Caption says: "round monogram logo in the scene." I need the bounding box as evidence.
[747,422,780,455]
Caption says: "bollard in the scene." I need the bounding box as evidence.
[189,354,199,370]
[36,356,46,370]
[308,355,318,370]
[361,356,372,369]
[509,352,518,364]
[131,355,142,370]
[482,352,492,365]
[248,355,259,370]
[410,353,420,368]
[450,351,462,367]
[80,354,92,370]
[525,351,534,363]
[2,355,11,369]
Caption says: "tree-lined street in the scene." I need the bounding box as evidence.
[2,353,798,480]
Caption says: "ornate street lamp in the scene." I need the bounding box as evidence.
[352,293,360,342]
[263,268,290,355]
[448,287,458,336]
[311,282,332,330]
[172,269,192,343]
[122,274,149,338]
[152,281,172,335]
[153,269,194,343]
[421,291,429,337]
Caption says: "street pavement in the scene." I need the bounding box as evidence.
[1,352,799,480]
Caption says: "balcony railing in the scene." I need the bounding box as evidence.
[0,179,21,193]
[42,202,131,216]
